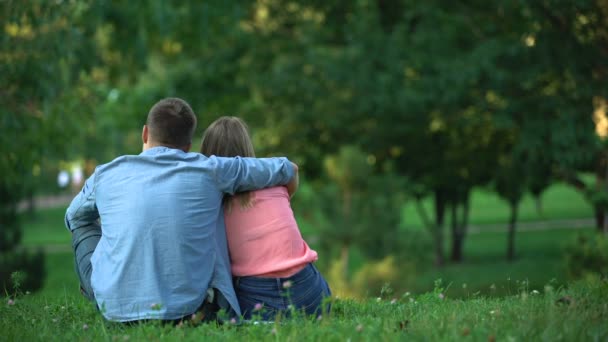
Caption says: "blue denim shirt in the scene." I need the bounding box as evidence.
[65,147,294,322]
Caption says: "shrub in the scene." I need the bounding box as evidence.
[564,233,608,279]
[0,186,46,295]
[0,249,46,295]
[352,255,415,298]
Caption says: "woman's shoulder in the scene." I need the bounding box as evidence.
[252,186,289,198]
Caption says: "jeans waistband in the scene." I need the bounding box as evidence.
[234,263,316,286]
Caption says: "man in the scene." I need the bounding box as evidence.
[65,98,298,323]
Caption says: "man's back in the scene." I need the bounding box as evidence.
[92,147,224,321]
[66,146,294,322]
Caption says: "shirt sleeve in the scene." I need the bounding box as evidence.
[210,156,295,195]
[65,172,100,232]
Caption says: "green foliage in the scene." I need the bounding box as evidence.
[0,181,46,295]
[1,0,99,193]
[18,207,69,247]
[0,206,21,252]
[0,1,100,295]
[565,234,608,279]
[0,250,45,295]
[586,186,608,212]
[351,256,404,298]
[230,0,603,264]
[3,1,607,292]
[300,145,408,264]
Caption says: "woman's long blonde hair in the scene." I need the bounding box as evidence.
[200,116,255,212]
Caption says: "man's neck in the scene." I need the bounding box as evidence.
[143,141,189,153]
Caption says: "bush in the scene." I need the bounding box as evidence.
[352,255,415,298]
[564,233,608,279]
[0,187,46,295]
[0,249,46,295]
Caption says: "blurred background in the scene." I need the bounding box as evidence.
[1,0,607,299]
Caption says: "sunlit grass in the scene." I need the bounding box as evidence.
[343,227,596,298]
[26,225,596,303]
[8,178,605,340]
[2,276,606,341]
[17,180,597,298]
[19,207,70,248]
[21,178,594,248]
[399,182,593,230]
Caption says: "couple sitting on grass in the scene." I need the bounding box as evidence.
[65,97,331,324]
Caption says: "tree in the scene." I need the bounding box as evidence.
[0,0,101,293]
[297,145,406,287]
[494,151,527,262]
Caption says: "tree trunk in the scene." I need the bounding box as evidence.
[341,189,352,279]
[433,190,446,267]
[450,191,470,263]
[340,243,350,281]
[507,202,518,261]
[343,189,351,221]
[450,203,463,262]
[595,206,605,233]
[596,155,608,235]
[595,158,607,232]
[534,195,543,217]
[562,171,604,231]
[461,193,470,242]
[27,190,36,216]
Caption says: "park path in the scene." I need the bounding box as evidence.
[19,194,596,253]
[467,218,595,233]
[17,193,74,212]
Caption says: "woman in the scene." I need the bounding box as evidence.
[200,116,331,320]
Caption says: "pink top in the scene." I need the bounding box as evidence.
[224,186,318,277]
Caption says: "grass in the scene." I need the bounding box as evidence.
[408,228,597,298]
[18,207,71,248]
[28,228,585,304]
[20,180,594,247]
[2,275,606,341]
[16,182,598,298]
[6,179,604,340]
[35,252,79,298]
[399,181,593,229]
[19,207,596,298]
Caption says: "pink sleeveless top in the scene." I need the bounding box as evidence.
[224,186,318,277]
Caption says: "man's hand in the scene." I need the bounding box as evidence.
[286,162,299,197]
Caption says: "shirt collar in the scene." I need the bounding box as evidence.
[140,146,183,156]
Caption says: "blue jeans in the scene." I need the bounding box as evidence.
[71,222,236,323]
[71,221,102,302]
[233,263,332,320]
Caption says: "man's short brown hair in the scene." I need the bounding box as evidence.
[146,98,197,148]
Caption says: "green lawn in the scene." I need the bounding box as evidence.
[408,228,594,296]
[19,207,71,247]
[36,252,79,298]
[5,182,606,341]
[399,181,593,230]
[18,209,596,300]
[2,274,606,341]
[337,226,596,300]
[17,178,597,298]
[21,180,595,247]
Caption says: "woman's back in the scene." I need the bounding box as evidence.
[224,186,317,277]
[201,116,330,320]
